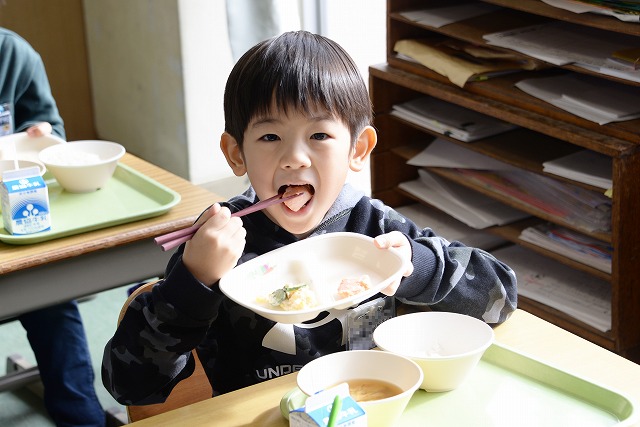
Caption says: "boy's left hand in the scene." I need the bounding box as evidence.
[373,231,414,296]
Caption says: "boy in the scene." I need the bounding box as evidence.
[103,31,516,405]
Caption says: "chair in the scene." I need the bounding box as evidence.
[118,281,213,422]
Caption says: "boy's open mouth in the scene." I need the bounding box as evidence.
[278,184,315,212]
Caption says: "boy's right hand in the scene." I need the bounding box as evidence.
[182,203,246,286]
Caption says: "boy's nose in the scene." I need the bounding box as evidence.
[280,142,311,169]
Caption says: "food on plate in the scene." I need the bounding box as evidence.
[257,283,318,311]
[336,275,372,299]
[280,184,313,211]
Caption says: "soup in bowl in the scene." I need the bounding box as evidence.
[296,350,423,427]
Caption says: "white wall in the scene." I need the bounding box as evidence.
[83,0,233,184]
[320,0,386,195]
[82,0,385,188]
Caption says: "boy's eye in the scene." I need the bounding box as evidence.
[260,134,280,142]
[310,133,329,141]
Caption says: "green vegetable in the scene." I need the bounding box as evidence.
[268,283,308,306]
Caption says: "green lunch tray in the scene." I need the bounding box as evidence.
[0,163,181,244]
[281,343,638,426]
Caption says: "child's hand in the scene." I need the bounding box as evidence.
[26,122,53,137]
[373,231,414,296]
[182,203,246,286]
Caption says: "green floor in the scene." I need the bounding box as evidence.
[0,284,131,426]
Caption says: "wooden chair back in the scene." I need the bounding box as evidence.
[117,280,213,422]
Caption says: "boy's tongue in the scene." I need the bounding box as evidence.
[281,185,313,211]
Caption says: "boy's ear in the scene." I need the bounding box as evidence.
[349,126,377,172]
[220,132,247,176]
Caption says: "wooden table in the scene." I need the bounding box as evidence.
[0,153,221,391]
[0,153,219,320]
[127,309,640,426]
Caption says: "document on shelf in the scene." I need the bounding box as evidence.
[399,3,502,28]
[407,138,517,171]
[515,73,640,124]
[395,203,507,250]
[393,38,543,88]
[543,149,612,189]
[519,223,612,273]
[391,97,518,141]
[398,169,530,229]
[492,245,611,332]
[483,21,639,71]
[540,0,640,22]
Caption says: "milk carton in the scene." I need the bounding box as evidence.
[1,166,51,234]
[289,383,367,427]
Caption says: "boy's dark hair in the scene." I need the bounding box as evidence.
[223,31,373,149]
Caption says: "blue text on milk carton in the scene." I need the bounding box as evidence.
[1,167,51,235]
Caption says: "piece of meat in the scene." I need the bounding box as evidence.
[282,185,313,212]
[337,275,372,299]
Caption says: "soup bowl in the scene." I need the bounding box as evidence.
[296,350,423,427]
[373,311,494,392]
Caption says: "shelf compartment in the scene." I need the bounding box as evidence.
[389,5,640,87]
[370,64,640,150]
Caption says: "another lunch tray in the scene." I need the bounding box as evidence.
[282,343,638,426]
[0,163,181,244]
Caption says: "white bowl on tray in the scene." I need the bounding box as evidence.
[38,140,125,193]
[373,311,494,392]
[219,232,406,324]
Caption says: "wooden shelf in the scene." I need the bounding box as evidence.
[373,0,640,362]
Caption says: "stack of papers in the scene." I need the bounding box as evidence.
[399,3,502,28]
[515,73,640,124]
[398,169,530,229]
[407,138,516,171]
[391,97,518,142]
[541,0,640,22]
[543,149,612,189]
[492,244,611,332]
[395,204,507,250]
[519,223,612,273]
[483,21,640,83]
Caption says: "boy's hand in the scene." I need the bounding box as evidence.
[26,122,53,137]
[182,203,246,286]
[374,231,414,296]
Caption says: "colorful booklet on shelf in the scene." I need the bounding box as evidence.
[519,223,612,273]
[492,244,611,332]
[454,168,612,232]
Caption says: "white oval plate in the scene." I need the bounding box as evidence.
[219,232,405,324]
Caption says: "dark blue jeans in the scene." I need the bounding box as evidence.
[19,300,105,427]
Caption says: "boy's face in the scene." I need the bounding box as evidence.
[222,105,375,237]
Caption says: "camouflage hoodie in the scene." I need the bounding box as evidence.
[102,184,516,405]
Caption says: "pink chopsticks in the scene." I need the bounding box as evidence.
[154,192,301,251]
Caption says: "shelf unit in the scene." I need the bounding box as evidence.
[370,0,640,361]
